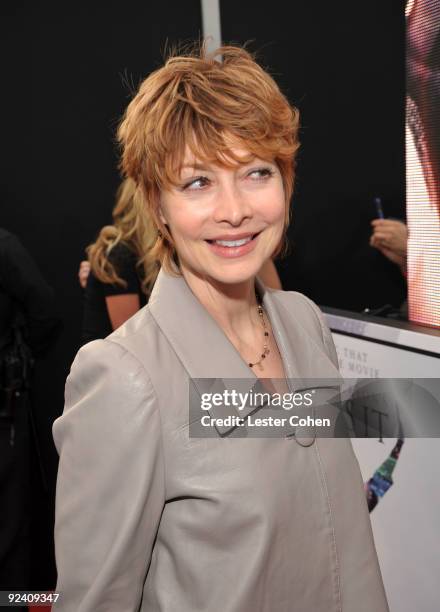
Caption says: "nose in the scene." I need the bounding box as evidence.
[212,181,253,226]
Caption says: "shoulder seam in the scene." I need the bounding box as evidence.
[103,336,167,496]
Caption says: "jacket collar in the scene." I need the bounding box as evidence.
[148,268,304,436]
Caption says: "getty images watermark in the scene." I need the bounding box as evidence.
[199,388,327,429]
[188,378,440,439]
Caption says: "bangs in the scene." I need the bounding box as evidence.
[148,101,296,191]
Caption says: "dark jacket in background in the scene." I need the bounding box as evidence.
[0,228,60,596]
[0,228,60,355]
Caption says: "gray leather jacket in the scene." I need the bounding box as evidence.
[53,268,389,611]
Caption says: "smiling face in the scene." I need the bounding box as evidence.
[158,146,286,287]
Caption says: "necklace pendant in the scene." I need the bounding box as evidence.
[258,362,264,371]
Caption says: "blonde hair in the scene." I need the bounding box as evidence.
[117,43,300,275]
[86,178,159,294]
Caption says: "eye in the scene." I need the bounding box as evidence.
[248,167,275,181]
[181,176,211,191]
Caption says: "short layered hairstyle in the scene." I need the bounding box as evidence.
[118,43,300,274]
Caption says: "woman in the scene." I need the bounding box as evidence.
[80,178,158,344]
[53,44,388,611]
[80,179,282,343]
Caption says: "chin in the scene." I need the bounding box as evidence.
[203,262,262,286]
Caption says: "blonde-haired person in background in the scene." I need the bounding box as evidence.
[80,178,157,344]
[79,178,282,343]
[54,43,388,611]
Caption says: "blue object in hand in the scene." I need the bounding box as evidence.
[374,197,385,219]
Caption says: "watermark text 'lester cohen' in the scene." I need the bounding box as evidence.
[201,414,331,429]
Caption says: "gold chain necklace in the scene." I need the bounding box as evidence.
[248,302,270,371]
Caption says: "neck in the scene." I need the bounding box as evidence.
[180,266,260,338]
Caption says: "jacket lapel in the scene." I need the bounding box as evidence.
[149,268,257,380]
[148,269,307,437]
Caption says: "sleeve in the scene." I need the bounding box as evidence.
[103,243,140,297]
[52,339,165,612]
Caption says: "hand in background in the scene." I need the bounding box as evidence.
[370,219,408,274]
[78,260,91,289]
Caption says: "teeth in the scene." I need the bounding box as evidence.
[214,236,253,247]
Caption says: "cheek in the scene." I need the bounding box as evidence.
[161,190,207,236]
[168,206,209,242]
[257,185,286,225]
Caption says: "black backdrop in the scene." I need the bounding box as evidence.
[2,2,202,588]
[221,0,407,311]
[1,0,405,589]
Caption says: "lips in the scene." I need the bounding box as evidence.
[205,232,260,259]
